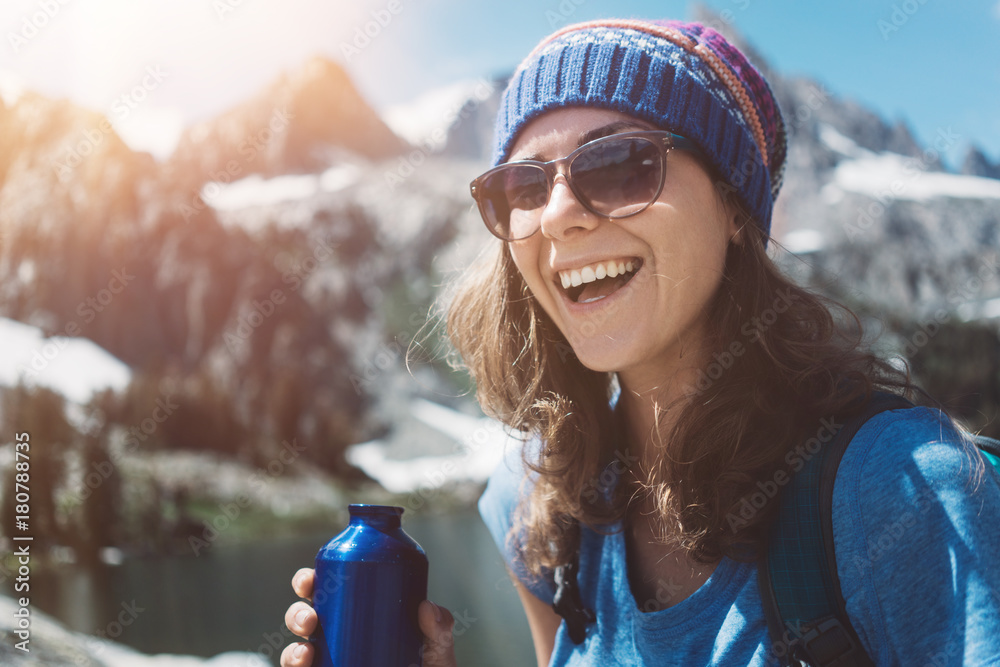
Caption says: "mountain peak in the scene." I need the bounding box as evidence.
[0,91,146,226]
[164,55,407,189]
[961,145,1000,179]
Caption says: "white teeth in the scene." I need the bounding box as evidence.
[557,259,640,290]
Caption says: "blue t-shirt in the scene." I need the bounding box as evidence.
[478,406,1000,666]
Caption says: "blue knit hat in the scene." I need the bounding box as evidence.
[492,19,787,235]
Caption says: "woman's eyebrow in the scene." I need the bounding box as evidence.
[578,120,655,146]
[513,120,656,162]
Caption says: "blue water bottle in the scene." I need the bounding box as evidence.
[312,504,428,667]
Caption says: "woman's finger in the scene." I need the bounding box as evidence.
[279,641,314,667]
[418,600,458,667]
[292,567,315,600]
[285,600,318,639]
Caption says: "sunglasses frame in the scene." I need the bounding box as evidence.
[470,130,701,241]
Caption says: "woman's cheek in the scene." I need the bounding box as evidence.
[508,243,546,298]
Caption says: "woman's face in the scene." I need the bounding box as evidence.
[506,107,739,384]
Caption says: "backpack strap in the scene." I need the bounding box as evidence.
[759,391,913,667]
[550,401,633,644]
[552,556,595,644]
[976,434,1000,470]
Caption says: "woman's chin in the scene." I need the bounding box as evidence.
[563,341,636,375]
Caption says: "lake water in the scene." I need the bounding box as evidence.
[18,509,536,666]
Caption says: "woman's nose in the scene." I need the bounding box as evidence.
[538,176,601,240]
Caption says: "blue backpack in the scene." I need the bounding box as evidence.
[551,392,1000,665]
[758,392,1000,667]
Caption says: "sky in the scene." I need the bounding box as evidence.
[1,0,998,168]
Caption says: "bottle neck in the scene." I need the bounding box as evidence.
[349,504,403,531]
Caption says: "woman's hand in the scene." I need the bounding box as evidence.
[280,567,458,667]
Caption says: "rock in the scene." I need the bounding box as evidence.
[961,145,1000,179]
[0,595,268,667]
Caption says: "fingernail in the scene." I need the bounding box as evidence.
[432,602,442,623]
[294,644,305,658]
[295,609,309,626]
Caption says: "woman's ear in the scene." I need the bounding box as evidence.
[723,198,745,246]
[730,216,745,246]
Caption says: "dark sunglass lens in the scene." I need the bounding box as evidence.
[481,166,549,239]
[571,138,662,217]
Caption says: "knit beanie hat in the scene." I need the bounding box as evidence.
[492,19,786,236]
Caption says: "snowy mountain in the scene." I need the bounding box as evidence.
[765,75,1000,321]
[165,56,408,192]
[1,17,998,506]
[0,57,449,483]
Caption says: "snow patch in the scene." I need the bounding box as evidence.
[320,163,362,192]
[0,69,25,107]
[202,174,318,210]
[17,259,36,283]
[818,124,868,159]
[345,399,515,494]
[831,153,1000,201]
[112,106,186,161]
[202,164,362,211]
[820,123,1000,201]
[781,229,826,254]
[0,317,131,404]
[97,644,270,667]
[958,297,1000,322]
[382,79,494,149]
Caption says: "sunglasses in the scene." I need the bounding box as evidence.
[470,130,701,241]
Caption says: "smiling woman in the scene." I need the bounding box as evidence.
[497,108,739,378]
[279,16,1000,667]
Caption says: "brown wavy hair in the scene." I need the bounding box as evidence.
[446,216,918,576]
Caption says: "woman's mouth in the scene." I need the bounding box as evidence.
[558,257,643,304]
